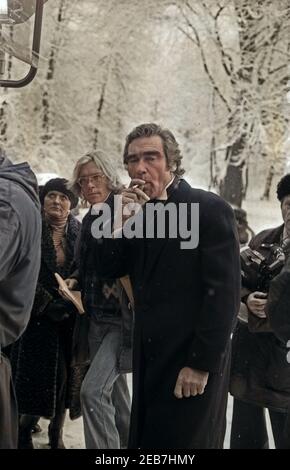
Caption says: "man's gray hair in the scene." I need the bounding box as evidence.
[70,150,123,198]
[123,123,185,177]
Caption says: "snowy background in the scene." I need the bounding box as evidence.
[1,0,289,450]
[1,0,289,203]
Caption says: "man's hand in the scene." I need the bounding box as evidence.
[174,367,209,399]
[120,179,149,224]
[122,179,149,206]
[247,291,267,318]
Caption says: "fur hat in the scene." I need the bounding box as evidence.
[277,174,290,202]
[40,178,78,209]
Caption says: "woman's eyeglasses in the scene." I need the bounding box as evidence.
[77,173,105,188]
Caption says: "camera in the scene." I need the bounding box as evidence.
[240,243,286,292]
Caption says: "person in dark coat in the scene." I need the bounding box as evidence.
[267,252,290,344]
[0,152,41,449]
[230,174,290,449]
[92,123,241,449]
[11,178,88,449]
[266,175,290,346]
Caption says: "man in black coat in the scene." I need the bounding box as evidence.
[0,152,41,448]
[92,123,240,448]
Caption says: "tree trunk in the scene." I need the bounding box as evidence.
[261,164,275,200]
[219,163,243,207]
[0,26,13,144]
[219,134,247,207]
[93,81,107,149]
[41,0,67,144]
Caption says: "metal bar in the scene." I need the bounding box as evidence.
[0,0,44,88]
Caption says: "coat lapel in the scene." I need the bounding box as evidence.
[142,178,181,283]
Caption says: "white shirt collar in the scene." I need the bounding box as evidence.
[158,176,175,200]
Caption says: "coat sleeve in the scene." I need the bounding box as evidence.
[0,201,23,346]
[186,196,241,373]
[93,236,132,279]
[91,203,133,279]
[0,202,20,281]
[266,254,290,344]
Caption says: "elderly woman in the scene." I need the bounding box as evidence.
[11,178,87,449]
[67,151,133,449]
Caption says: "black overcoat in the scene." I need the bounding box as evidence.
[11,214,89,419]
[94,179,240,448]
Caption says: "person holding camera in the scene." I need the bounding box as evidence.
[230,174,290,449]
[10,178,88,449]
[267,244,290,345]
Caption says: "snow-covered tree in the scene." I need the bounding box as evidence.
[176,0,290,205]
[1,0,289,201]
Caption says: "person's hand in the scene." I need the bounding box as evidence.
[120,179,149,223]
[44,299,72,322]
[174,367,209,398]
[58,277,78,299]
[246,291,267,318]
[65,278,78,290]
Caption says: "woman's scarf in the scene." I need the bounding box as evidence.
[45,212,68,267]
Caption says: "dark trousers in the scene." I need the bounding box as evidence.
[0,354,18,449]
[19,340,68,447]
[230,398,290,449]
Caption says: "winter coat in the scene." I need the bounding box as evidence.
[230,225,290,412]
[93,178,240,449]
[267,251,290,344]
[0,155,41,449]
[11,213,89,419]
[0,156,41,349]
[74,196,133,373]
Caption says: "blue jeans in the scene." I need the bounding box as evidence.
[80,319,131,449]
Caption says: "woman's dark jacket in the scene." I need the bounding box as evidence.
[230,225,290,412]
[74,195,133,373]
[11,214,89,419]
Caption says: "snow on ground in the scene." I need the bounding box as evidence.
[32,198,279,449]
[33,392,274,449]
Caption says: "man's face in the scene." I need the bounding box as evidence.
[78,161,111,205]
[281,195,290,236]
[126,135,172,199]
